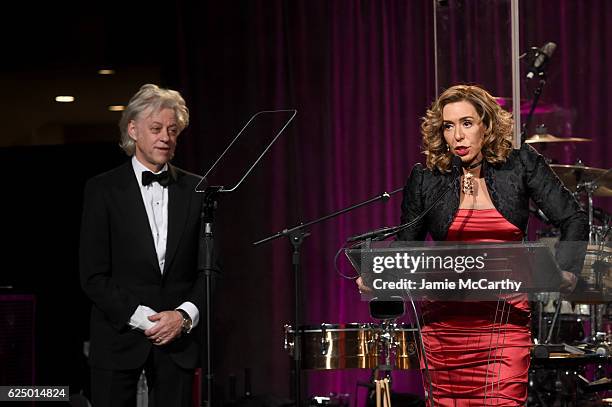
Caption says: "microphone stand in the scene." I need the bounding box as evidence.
[199,185,223,407]
[520,69,551,345]
[521,73,547,144]
[347,180,454,243]
[521,42,555,144]
[253,187,403,406]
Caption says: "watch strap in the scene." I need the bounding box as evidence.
[176,309,192,333]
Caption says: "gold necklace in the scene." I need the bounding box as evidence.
[461,159,483,196]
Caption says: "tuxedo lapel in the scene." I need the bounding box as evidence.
[164,165,193,275]
[117,162,163,276]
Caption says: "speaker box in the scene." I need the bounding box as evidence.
[0,294,35,385]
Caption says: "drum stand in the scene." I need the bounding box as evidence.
[573,176,611,339]
[367,298,407,384]
[373,322,398,382]
[363,321,397,407]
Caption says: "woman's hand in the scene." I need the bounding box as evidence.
[356,276,372,294]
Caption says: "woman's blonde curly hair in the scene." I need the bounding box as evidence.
[421,84,514,172]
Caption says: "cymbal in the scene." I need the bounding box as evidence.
[550,164,612,197]
[525,133,592,143]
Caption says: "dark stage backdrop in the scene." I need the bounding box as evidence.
[161,0,612,402]
[0,143,126,394]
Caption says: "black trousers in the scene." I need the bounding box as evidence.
[90,347,194,407]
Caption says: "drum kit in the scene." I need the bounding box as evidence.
[527,132,611,324]
[525,133,612,406]
[282,133,611,406]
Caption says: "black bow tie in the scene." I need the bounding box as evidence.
[142,170,171,187]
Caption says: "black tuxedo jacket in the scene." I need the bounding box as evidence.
[80,161,204,370]
[398,143,588,274]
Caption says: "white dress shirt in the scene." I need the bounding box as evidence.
[128,156,199,331]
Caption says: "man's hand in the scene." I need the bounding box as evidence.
[560,271,578,294]
[144,311,183,346]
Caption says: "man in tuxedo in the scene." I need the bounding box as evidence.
[80,84,204,407]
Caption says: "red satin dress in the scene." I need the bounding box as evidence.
[420,208,532,406]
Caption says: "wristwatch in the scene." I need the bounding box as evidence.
[176,309,193,334]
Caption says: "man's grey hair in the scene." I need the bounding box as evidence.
[119,84,190,155]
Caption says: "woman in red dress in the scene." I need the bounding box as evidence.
[361,85,587,405]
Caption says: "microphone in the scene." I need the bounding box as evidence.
[526,42,557,79]
[346,156,463,243]
[346,225,402,243]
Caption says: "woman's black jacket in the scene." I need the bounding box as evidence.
[397,143,588,275]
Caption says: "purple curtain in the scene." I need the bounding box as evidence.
[520,0,612,215]
[168,0,612,402]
